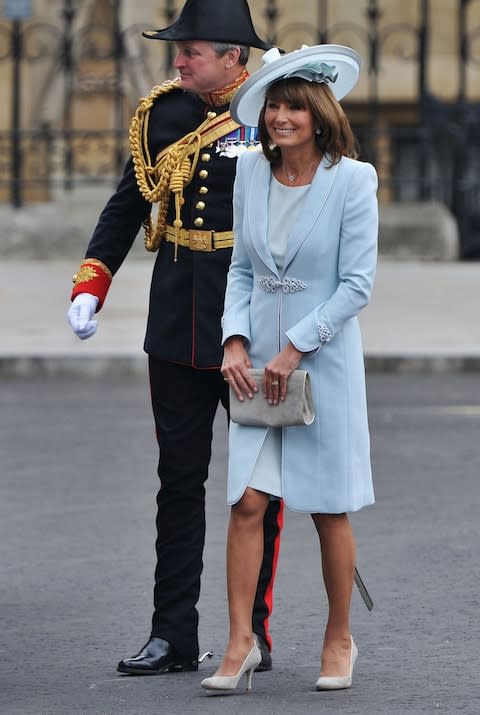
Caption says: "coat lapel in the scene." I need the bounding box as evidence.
[245,153,339,276]
[246,155,279,275]
[282,156,339,273]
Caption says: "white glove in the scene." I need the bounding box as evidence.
[67,293,99,340]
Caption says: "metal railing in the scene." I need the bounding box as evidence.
[0,0,479,256]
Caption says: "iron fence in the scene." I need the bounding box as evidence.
[0,0,479,256]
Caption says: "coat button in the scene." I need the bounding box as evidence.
[201,153,211,162]
[194,217,204,227]
[196,201,206,211]
[199,186,209,195]
[199,169,209,179]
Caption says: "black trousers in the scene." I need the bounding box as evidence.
[148,357,283,659]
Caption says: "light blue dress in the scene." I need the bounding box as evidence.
[248,176,310,499]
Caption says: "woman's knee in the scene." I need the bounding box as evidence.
[232,488,269,524]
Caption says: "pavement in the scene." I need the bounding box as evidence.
[1,257,480,375]
[1,189,479,715]
[2,253,480,714]
[1,372,480,715]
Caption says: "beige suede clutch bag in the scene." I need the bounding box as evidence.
[229,369,315,427]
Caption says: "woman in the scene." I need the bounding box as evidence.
[201,45,378,693]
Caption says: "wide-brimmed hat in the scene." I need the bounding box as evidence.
[142,0,272,51]
[231,44,361,127]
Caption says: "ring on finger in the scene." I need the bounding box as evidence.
[271,380,279,386]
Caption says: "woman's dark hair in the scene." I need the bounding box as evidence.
[258,77,359,167]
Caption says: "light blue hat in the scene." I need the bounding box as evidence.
[231,44,361,127]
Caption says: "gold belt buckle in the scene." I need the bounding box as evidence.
[188,229,214,252]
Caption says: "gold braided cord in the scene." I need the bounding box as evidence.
[129,79,183,251]
[129,78,242,253]
[130,78,213,252]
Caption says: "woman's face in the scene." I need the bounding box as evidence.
[264,97,317,153]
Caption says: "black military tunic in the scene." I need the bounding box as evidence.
[84,87,238,368]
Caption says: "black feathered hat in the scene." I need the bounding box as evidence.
[143,0,273,51]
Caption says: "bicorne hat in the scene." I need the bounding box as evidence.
[231,44,361,128]
[143,0,273,51]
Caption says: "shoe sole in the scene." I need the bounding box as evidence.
[117,662,198,675]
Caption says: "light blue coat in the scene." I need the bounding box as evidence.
[222,150,378,513]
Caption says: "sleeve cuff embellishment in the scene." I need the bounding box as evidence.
[318,322,333,343]
[74,265,99,284]
[72,259,112,285]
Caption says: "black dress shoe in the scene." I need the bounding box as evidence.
[117,637,198,675]
[254,633,272,672]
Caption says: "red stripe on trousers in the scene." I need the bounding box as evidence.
[262,499,284,651]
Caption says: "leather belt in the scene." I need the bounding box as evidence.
[165,225,234,252]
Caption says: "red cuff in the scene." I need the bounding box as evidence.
[71,259,112,310]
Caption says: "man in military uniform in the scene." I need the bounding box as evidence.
[67,0,283,675]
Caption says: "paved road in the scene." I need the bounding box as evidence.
[1,373,479,715]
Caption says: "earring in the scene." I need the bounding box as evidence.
[315,128,323,136]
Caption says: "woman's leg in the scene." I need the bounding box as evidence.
[311,512,356,676]
[214,487,270,676]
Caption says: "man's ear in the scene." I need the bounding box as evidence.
[225,47,241,69]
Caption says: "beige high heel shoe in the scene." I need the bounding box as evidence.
[315,636,358,691]
[201,642,261,692]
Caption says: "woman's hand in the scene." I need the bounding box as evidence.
[264,343,304,405]
[221,336,258,401]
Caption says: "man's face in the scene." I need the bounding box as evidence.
[174,41,232,94]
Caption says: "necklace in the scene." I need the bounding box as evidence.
[282,162,317,184]
[281,155,322,185]
[283,165,297,182]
